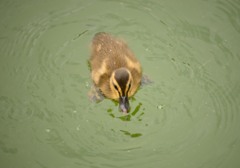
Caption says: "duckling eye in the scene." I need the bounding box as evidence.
[113,84,118,91]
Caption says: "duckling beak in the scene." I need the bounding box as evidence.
[119,96,130,113]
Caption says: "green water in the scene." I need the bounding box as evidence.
[1,0,240,168]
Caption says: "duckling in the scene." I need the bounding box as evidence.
[89,32,142,113]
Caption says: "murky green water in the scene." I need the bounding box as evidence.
[1,0,240,167]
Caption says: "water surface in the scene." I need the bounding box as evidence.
[0,0,240,168]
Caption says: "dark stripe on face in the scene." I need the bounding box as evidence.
[126,83,131,95]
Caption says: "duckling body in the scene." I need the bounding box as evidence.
[89,32,142,112]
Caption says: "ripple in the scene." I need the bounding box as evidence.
[217,0,240,33]
[0,140,18,154]
[0,96,34,122]
[171,19,239,62]
[172,20,212,43]
[197,70,240,134]
[1,0,240,168]
[134,14,240,166]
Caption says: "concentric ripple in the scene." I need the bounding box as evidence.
[0,0,240,168]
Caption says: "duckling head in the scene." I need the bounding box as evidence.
[110,67,133,113]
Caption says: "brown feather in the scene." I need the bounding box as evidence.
[89,32,142,100]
